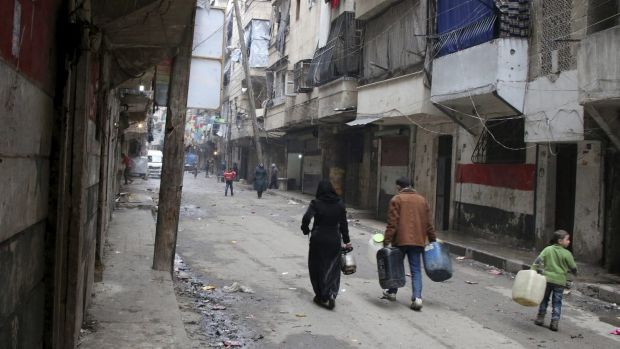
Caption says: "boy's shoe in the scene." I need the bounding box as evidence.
[549,319,559,331]
[382,290,396,301]
[410,298,423,311]
[534,313,545,326]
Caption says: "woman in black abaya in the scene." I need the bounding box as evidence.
[301,180,352,309]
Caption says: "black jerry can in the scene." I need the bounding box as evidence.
[377,247,406,289]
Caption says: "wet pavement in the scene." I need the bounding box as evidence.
[86,174,620,348]
[171,174,620,348]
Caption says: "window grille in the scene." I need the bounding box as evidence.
[540,0,575,75]
[472,117,526,164]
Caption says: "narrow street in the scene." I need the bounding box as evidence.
[163,175,620,349]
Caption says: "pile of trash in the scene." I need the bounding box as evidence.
[173,255,263,347]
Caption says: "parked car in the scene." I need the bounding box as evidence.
[148,150,163,178]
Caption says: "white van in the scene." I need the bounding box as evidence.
[147,150,163,178]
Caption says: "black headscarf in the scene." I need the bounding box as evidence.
[315,180,340,203]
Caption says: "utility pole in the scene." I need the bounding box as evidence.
[226,103,233,168]
[233,0,264,165]
[153,19,194,273]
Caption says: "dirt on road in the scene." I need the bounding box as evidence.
[152,175,620,348]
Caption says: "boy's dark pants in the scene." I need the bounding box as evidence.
[538,283,564,320]
[225,181,234,196]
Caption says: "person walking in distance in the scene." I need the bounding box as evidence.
[532,230,577,331]
[301,180,352,310]
[224,168,237,196]
[254,163,268,198]
[121,153,133,185]
[269,163,279,189]
[382,177,437,311]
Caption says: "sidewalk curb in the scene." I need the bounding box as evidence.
[578,283,620,305]
[265,188,620,306]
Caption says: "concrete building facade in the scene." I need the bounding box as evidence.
[217,0,620,272]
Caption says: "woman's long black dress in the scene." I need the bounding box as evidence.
[301,184,350,303]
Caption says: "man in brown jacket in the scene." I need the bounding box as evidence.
[382,177,436,311]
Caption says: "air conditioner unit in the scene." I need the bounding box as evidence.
[294,59,313,93]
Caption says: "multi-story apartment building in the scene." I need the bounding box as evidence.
[220,0,620,272]
[223,0,278,180]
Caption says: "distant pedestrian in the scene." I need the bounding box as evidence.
[254,163,268,198]
[233,162,239,180]
[532,230,577,332]
[382,177,436,311]
[121,153,133,185]
[205,161,210,178]
[223,168,237,196]
[301,180,351,310]
[208,159,215,175]
[269,163,279,189]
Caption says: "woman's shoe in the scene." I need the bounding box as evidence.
[327,299,335,310]
[313,296,329,308]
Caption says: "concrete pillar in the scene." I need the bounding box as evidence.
[573,141,604,264]
[535,144,557,251]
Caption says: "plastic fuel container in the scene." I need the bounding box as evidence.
[367,234,384,266]
[512,270,547,306]
[423,241,453,282]
[377,247,406,289]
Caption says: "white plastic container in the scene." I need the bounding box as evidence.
[512,270,547,306]
[367,234,384,265]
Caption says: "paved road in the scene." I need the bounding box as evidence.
[173,175,620,349]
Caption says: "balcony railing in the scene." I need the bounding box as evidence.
[307,12,361,87]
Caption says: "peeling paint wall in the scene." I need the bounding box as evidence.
[453,128,537,246]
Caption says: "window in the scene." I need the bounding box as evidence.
[293,59,312,93]
[244,19,271,68]
[296,0,301,20]
[472,117,526,164]
[267,68,294,104]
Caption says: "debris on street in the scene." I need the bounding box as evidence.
[223,282,255,294]
[223,340,242,347]
[610,328,620,335]
[172,255,260,347]
[488,269,503,276]
[465,281,479,285]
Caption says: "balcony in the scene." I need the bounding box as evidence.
[355,0,400,20]
[317,77,357,123]
[578,26,620,149]
[348,72,442,126]
[579,26,620,106]
[431,38,529,134]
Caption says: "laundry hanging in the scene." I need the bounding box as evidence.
[326,0,340,9]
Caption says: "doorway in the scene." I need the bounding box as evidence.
[287,153,303,190]
[435,136,453,230]
[554,144,577,242]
